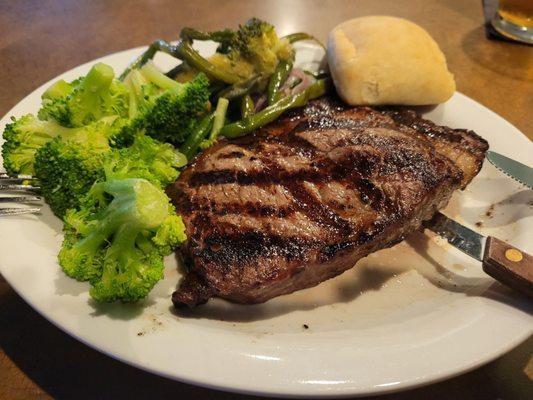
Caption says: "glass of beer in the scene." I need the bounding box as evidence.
[491,0,533,44]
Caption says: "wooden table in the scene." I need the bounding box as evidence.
[0,1,531,398]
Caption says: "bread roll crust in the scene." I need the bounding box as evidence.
[327,16,456,105]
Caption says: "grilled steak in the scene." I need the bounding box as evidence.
[168,96,488,307]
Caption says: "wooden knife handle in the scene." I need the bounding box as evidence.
[482,236,533,298]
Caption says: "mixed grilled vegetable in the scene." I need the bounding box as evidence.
[1,18,330,303]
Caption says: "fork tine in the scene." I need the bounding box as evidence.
[0,207,41,216]
[0,195,42,203]
[0,183,40,192]
[0,173,36,180]
[0,177,36,183]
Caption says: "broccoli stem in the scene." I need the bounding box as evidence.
[83,63,114,94]
[121,38,242,84]
[175,41,242,84]
[179,113,214,160]
[41,79,73,100]
[73,228,110,260]
[220,78,332,138]
[123,69,151,118]
[119,40,177,81]
[241,95,254,118]
[166,26,236,79]
[83,63,115,83]
[76,63,115,120]
[70,182,138,261]
[180,27,236,44]
[103,179,170,229]
[123,61,182,119]
[140,62,181,90]
[101,224,140,272]
[282,32,325,48]
[267,60,293,105]
[204,97,229,144]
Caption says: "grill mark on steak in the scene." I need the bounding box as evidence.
[169,95,489,307]
[189,148,387,208]
[186,147,387,236]
[380,108,488,187]
[218,150,245,159]
[188,168,329,187]
[199,230,320,266]
[185,199,295,218]
[285,181,353,235]
[253,145,356,236]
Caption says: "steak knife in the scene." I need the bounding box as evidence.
[486,151,533,189]
[425,212,533,298]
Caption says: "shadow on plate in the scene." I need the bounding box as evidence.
[53,269,88,297]
[52,267,157,320]
[407,232,532,315]
[172,229,529,323]
[37,205,64,235]
[88,298,153,320]
[172,262,400,323]
[51,267,153,320]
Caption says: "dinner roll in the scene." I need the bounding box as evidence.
[327,16,455,105]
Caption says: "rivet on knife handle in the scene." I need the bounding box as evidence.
[482,237,533,298]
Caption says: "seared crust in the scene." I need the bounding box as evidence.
[382,108,488,188]
[168,96,488,307]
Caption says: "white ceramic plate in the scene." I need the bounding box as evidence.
[0,42,532,398]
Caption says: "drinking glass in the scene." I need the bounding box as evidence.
[491,0,533,44]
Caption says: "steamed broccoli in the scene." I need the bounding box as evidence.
[34,132,186,218]
[41,79,73,100]
[104,134,187,186]
[229,18,294,76]
[59,178,186,302]
[34,137,108,217]
[38,63,129,127]
[178,18,294,84]
[121,62,210,145]
[1,113,114,175]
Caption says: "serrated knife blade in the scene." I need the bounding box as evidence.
[486,151,533,189]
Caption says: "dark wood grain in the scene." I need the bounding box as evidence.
[1,1,532,399]
[483,236,533,298]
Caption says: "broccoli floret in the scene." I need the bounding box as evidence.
[209,18,294,81]
[34,136,108,217]
[34,132,185,218]
[1,113,113,175]
[233,18,294,74]
[122,62,210,145]
[38,63,129,127]
[41,79,73,100]
[104,134,187,187]
[59,178,186,302]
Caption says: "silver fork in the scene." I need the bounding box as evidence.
[0,173,42,216]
